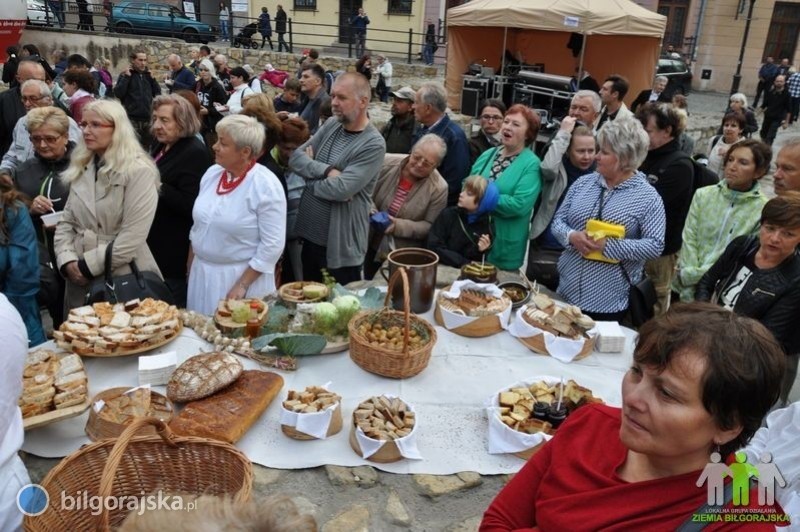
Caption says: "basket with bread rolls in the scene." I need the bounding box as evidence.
[433,280,513,337]
[165,352,284,444]
[349,395,421,463]
[508,292,597,363]
[85,386,174,441]
[280,385,343,440]
[487,377,603,459]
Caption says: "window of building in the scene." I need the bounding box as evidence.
[763,2,800,62]
[658,0,689,52]
[388,0,412,15]
[294,0,316,10]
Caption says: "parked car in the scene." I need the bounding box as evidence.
[112,1,215,43]
[27,0,49,26]
[657,57,693,96]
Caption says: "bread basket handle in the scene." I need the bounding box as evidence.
[96,417,178,529]
[384,267,411,354]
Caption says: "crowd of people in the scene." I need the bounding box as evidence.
[2,42,800,530]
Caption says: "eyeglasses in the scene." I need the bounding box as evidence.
[21,94,48,103]
[481,114,503,122]
[29,134,63,145]
[410,152,437,169]
[198,68,209,72]
[79,121,114,131]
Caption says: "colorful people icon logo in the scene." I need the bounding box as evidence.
[696,451,732,505]
[729,451,759,505]
[756,452,786,506]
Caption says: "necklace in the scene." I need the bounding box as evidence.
[216,159,257,195]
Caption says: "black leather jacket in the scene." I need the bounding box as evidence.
[696,235,800,354]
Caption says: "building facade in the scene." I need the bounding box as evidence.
[656,0,800,94]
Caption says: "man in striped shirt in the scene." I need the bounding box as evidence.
[290,73,387,285]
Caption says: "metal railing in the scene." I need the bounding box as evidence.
[25,3,445,64]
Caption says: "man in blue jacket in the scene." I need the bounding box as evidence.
[350,8,370,58]
[164,53,196,93]
[412,82,470,206]
[754,57,778,108]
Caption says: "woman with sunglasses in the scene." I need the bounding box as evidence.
[54,99,162,311]
[16,107,73,327]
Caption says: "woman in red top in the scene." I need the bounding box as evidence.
[481,303,786,531]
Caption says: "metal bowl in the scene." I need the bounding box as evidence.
[498,281,531,310]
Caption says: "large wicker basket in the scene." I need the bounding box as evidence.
[348,268,437,379]
[25,417,253,531]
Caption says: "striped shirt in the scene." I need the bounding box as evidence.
[387,178,413,216]
[295,127,364,246]
[551,172,666,314]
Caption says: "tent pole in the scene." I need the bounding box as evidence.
[577,31,588,89]
[501,26,507,75]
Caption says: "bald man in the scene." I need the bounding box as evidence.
[164,53,196,93]
[0,59,46,155]
[289,72,387,285]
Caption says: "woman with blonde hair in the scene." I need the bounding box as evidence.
[187,114,286,315]
[194,58,228,145]
[54,99,162,310]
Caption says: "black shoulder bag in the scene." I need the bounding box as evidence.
[596,187,656,327]
[85,241,174,305]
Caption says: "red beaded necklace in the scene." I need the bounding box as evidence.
[216,159,257,195]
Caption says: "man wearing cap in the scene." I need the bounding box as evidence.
[382,86,417,154]
[469,99,506,167]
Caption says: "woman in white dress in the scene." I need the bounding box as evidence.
[187,114,286,315]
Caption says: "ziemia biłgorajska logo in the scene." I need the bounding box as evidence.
[692,451,791,524]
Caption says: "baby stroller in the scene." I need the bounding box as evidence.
[233,23,259,49]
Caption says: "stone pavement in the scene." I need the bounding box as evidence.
[22,452,509,530]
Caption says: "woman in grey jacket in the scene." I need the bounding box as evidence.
[527,118,596,289]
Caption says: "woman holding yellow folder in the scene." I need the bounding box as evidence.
[550,118,666,321]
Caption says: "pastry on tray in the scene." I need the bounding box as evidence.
[20,350,88,418]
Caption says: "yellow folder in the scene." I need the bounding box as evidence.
[584,219,626,263]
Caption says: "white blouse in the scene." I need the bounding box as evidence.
[190,162,286,275]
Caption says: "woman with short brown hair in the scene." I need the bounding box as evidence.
[697,191,800,403]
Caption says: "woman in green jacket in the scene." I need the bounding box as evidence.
[672,139,770,301]
[470,104,542,270]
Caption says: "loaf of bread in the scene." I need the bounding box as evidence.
[169,370,283,443]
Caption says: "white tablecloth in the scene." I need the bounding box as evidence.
[22,305,636,475]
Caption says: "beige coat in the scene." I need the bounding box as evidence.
[370,154,448,250]
[54,159,161,310]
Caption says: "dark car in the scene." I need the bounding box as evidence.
[657,58,693,96]
[112,1,215,43]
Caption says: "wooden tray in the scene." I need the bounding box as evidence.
[79,324,183,357]
[278,281,330,305]
[23,397,91,431]
[214,299,268,333]
[516,333,595,361]
[281,403,343,440]
[349,423,404,463]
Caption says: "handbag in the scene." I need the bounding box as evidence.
[596,187,656,326]
[85,241,174,305]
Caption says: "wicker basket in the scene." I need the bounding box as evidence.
[25,417,252,531]
[348,268,437,379]
[85,387,175,442]
[517,333,596,361]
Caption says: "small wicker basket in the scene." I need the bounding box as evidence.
[348,268,437,379]
[85,387,175,442]
[25,417,252,532]
[517,333,596,361]
[433,286,511,338]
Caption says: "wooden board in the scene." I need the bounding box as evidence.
[79,324,183,358]
[23,397,91,431]
[278,281,330,305]
[214,300,268,334]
